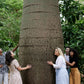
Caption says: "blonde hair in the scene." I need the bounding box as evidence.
[55,47,65,59]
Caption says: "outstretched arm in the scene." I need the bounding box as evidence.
[17,65,32,71]
[47,61,63,69]
[47,57,63,69]
[14,59,32,71]
[12,44,18,52]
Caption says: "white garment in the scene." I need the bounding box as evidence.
[64,54,70,69]
[53,55,66,69]
[52,55,69,84]
[0,73,8,84]
[64,54,69,62]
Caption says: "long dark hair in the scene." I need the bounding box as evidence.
[6,51,14,66]
[69,48,79,61]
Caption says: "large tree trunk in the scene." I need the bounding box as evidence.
[19,0,64,84]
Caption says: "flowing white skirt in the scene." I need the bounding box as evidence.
[56,68,69,84]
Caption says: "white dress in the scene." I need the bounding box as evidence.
[53,55,69,84]
[9,59,22,84]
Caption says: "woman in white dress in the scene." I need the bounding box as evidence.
[6,51,32,84]
[47,47,69,84]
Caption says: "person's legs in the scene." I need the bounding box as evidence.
[67,68,70,75]
[70,72,73,84]
[3,73,8,84]
[0,73,3,84]
[74,69,81,84]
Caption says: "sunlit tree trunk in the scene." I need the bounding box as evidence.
[19,0,64,84]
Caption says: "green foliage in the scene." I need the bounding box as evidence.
[59,0,84,54]
[0,0,23,51]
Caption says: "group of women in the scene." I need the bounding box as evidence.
[5,47,82,84]
[47,48,81,84]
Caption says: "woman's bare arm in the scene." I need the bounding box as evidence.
[17,65,32,71]
[66,61,75,66]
